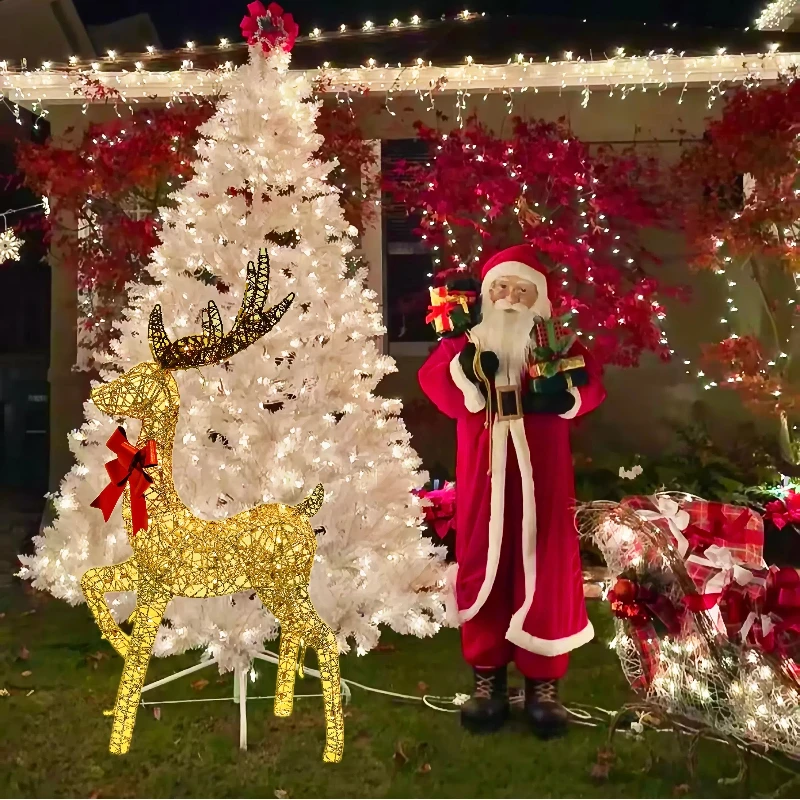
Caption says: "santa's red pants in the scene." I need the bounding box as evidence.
[460,503,569,680]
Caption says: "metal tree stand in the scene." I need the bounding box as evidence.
[138,649,352,750]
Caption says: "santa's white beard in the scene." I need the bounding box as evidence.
[470,300,537,382]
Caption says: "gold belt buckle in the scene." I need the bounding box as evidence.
[495,385,523,421]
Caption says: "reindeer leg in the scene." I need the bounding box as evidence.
[253,589,301,717]
[274,622,301,718]
[284,587,344,763]
[109,586,170,755]
[81,559,139,659]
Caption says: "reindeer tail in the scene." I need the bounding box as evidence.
[295,484,324,517]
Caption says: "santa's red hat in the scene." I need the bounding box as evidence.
[479,244,552,316]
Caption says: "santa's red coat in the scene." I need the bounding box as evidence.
[418,334,606,656]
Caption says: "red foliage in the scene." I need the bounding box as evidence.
[17,93,378,363]
[764,490,800,530]
[701,335,800,416]
[386,115,678,367]
[675,76,800,428]
[18,100,214,361]
[314,101,379,233]
[675,75,800,273]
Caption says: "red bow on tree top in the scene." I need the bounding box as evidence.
[90,427,158,536]
[240,2,299,53]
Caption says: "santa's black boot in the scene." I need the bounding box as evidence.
[525,678,568,739]
[460,667,510,734]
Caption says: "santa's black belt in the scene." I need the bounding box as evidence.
[489,384,576,418]
[494,385,522,421]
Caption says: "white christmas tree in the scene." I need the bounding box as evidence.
[19,7,446,672]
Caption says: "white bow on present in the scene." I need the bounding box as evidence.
[686,544,764,633]
[740,611,774,643]
[635,495,691,557]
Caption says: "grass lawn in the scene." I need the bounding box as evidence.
[2,576,798,799]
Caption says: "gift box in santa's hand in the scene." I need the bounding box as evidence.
[426,277,481,337]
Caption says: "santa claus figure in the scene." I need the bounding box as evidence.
[418,244,605,737]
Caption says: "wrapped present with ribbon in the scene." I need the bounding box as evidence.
[623,495,764,570]
[683,501,765,567]
[684,544,766,634]
[426,287,477,335]
[760,567,800,666]
[623,494,693,559]
[414,480,456,539]
[527,314,582,379]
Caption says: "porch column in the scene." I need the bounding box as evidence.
[361,140,386,354]
[47,105,91,492]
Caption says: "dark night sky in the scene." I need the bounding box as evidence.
[71,0,768,50]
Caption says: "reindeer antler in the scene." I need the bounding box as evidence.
[148,249,294,370]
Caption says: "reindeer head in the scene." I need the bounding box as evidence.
[91,249,294,422]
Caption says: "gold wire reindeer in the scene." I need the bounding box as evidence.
[80,249,344,762]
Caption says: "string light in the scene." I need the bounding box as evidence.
[756,0,798,30]
[3,50,799,107]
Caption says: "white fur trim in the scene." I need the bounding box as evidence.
[506,620,595,656]
[443,562,461,628]
[449,353,486,414]
[501,419,538,647]
[502,417,593,656]
[459,421,510,622]
[558,386,582,420]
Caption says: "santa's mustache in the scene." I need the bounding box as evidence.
[493,298,532,313]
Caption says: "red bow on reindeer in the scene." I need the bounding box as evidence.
[90,427,158,536]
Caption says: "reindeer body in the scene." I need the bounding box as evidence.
[80,252,343,762]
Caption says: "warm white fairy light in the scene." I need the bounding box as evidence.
[3,50,800,106]
[756,0,798,30]
[0,228,21,262]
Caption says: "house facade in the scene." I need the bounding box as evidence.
[2,9,800,490]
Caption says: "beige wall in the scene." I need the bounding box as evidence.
[44,83,761,487]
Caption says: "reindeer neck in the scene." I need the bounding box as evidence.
[137,406,178,499]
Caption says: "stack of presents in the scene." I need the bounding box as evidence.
[622,495,800,684]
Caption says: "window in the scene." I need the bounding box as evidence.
[382,139,436,352]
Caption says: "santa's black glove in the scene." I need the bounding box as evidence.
[530,368,589,395]
[459,342,499,384]
[523,391,576,415]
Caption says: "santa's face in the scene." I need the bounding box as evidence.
[488,276,539,312]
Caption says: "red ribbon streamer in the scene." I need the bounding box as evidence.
[90,427,158,536]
